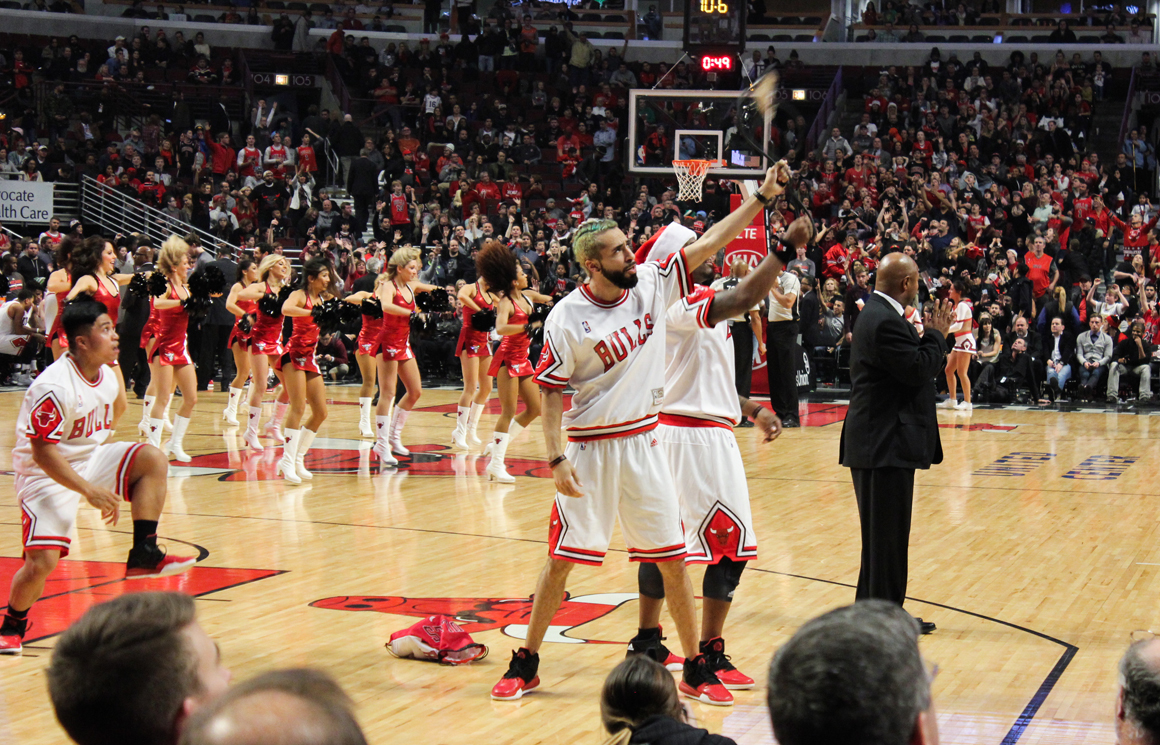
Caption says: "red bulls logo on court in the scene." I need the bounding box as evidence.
[311,592,639,644]
[172,438,553,481]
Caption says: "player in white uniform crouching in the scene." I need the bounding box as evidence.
[491,163,791,707]
[0,300,196,655]
[628,214,814,690]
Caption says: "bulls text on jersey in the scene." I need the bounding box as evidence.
[593,314,655,372]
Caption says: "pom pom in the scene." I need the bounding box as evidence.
[237,313,253,334]
[311,297,347,335]
[189,265,227,298]
[128,272,148,298]
[339,299,364,326]
[527,304,551,325]
[258,289,283,317]
[182,294,213,322]
[470,306,497,332]
[147,271,168,297]
[361,296,383,319]
[416,288,451,313]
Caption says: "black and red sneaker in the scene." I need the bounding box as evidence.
[491,648,540,701]
[626,626,684,671]
[679,654,733,706]
[125,544,197,579]
[0,617,27,656]
[700,637,754,689]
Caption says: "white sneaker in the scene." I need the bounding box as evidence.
[954,400,973,411]
[938,399,956,409]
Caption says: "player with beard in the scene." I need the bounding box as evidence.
[626,214,814,690]
[491,163,792,705]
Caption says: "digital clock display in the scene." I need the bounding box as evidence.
[684,0,745,53]
[700,54,733,72]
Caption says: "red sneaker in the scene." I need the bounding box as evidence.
[626,626,685,671]
[680,655,734,706]
[0,631,23,655]
[125,544,197,579]
[491,648,540,701]
[700,637,754,690]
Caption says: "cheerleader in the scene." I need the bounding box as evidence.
[451,250,498,450]
[146,236,198,461]
[276,259,335,484]
[43,238,75,360]
[65,236,133,427]
[373,247,438,464]
[475,244,552,482]
[237,255,293,451]
[342,282,383,437]
[941,279,975,412]
[221,257,260,426]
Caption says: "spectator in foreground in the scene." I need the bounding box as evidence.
[47,592,231,745]
[768,600,938,745]
[600,656,737,745]
[1116,633,1160,745]
[181,668,367,745]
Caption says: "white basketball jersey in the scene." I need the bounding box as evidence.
[951,300,974,338]
[534,248,691,441]
[661,285,742,427]
[0,300,26,338]
[13,353,119,478]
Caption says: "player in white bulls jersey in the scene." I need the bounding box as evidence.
[492,163,791,706]
[0,300,196,655]
[628,214,814,691]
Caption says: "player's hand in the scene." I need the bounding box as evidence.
[753,406,782,443]
[926,299,956,336]
[759,160,790,200]
[784,214,814,249]
[552,459,584,498]
[84,485,120,525]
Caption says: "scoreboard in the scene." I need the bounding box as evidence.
[683,0,746,58]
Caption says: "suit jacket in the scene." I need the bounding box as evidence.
[198,257,238,326]
[347,156,380,197]
[840,293,947,470]
[1040,330,1076,368]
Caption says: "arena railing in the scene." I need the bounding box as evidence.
[805,66,843,155]
[80,174,240,259]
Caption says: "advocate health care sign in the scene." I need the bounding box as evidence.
[0,182,53,222]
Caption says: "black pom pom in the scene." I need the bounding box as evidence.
[147,272,168,297]
[417,287,451,313]
[311,297,346,335]
[470,306,497,332]
[527,304,551,325]
[360,296,383,319]
[237,313,253,334]
[203,265,227,295]
[258,290,283,317]
[183,294,213,322]
[128,273,148,297]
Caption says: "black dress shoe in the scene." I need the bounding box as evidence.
[781,418,801,428]
[735,419,754,428]
[915,617,936,635]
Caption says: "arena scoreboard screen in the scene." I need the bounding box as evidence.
[683,0,746,57]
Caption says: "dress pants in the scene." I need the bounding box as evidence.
[729,320,753,398]
[851,466,915,605]
[765,320,798,420]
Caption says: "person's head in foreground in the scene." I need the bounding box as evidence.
[48,592,231,745]
[768,600,938,745]
[1116,633,1160,745]
[181,668,367,745]
[601,655,736,745]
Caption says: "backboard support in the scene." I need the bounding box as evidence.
[627,89,772,179]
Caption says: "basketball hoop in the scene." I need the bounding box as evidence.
[672,159,722,201]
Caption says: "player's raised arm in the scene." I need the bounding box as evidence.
[706,214,814,326]
[682,161,790,270]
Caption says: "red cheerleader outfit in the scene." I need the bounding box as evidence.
[276,295,321,374]
[251,282,284,357]
[151,286,191,366]
[455,284,493,358]
[93,275,120,325]
[140,296,159,351]
[48,272,71,350]
[357,294,383,356]
[378,282,415,362]
[488,295,533,377]
[227,293,259,350]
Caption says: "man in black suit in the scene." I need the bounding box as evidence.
[839,253,954,634]
[1040,316,1076,402]
[193,252,238,391]
[347,148,381,229]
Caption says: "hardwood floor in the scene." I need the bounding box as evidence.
[0,386,1154,744]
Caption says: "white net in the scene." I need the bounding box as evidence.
[673,160,721,201]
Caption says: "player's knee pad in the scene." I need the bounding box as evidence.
[702,558,746,602]
[637,561,665,600]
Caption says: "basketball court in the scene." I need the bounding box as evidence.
[0,386,1153,745]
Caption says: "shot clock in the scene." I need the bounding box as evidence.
[683,0,746,56]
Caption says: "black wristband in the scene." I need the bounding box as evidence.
[754,191,772,206]
[548,454,567,468]
[772,241,795,264]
